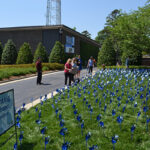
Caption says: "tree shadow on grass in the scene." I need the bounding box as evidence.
[18,142,36,150]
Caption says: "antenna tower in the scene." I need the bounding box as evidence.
[46,0,61,26]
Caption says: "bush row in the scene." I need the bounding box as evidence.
[0,40,65,65]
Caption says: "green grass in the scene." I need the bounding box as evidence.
[0,63,64,81]
[0,69,150,150]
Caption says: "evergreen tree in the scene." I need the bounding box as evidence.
[16,42,33,64]
[33,42,48,63]
[1,39,17,64]
[0,42,3,64]
[97,38,116,66]
[49,41,65,64]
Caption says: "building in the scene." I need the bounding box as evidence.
[0,25,100,64]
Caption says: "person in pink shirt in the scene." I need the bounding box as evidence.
[64,58,72,86]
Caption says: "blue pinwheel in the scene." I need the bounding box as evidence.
[74,109,78,116]
[72,104,76,109]
[16,116,20,123]
[16,122,21,129]
[90,107,93,120]
[112,109,116,118]
[112,135,119,150]
[51,104,55,109]
[19,131,24,145]
[85,132,91,149]
[77,115,81,122]
[41,127,47,139]
[59,128,67,143]
[117,116,123,130]
[35,107,38,112]
[146,117,150,132]
[55,108,59,118]
[39,110,41,119]
[136,111,141,122]
[81,120,84,136]
[17,109,22,117]
[104,104,107,113]
[62,142,70,150]
[22,103,25,111]
[45,136,50,150]
[97,114,102,122]
[35,119,41,130]
[122,105,126,113]
[89,145,98,150]
[131,125,136,140]
[14,142,17,150]
[60,119,65,127]
[59,114,62,120]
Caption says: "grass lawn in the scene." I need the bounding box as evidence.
[0,63,64,81]
[0,69,150,150]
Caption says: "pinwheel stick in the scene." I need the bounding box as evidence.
[113,143,115,150]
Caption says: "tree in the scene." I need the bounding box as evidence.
[81,30,91,38]
[16,42,33,64]
[97,38,116,66]
[95,26,111,45]
[72,27,77,31]
[49,41,65,64]
[0,42,3,64]
[33,42,48,63]
[1,39,17,64]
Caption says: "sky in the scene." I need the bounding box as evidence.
[0,0,147,39]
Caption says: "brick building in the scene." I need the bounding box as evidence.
[0,25,100,64]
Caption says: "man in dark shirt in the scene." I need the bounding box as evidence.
[36,57,42,85]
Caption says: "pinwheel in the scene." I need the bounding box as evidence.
[13,143,17,150]
[85,132,91,149]
[117,116,123,130]
[41,127,47,139]
[131,125,136,140]
[19,131,24,145]
[59,128,67,143]
[81,120,84,136]
[112,135,119,150]
[45,136,50,150]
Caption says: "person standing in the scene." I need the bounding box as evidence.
[70,58,78,82]
[36,57,42,85]
[64,58,72,86]
[77,55,82,78]
[87,56,94,74]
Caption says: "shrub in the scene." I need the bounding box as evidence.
[1,39,17,64]
[16,42,33,64]
[97,38,116,66]
[49,41,65,64]
[0,42,3,64]
[33,42,48,63]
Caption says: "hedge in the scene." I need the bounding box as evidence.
[80,40,100,66]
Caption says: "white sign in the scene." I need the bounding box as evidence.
[65,45,75,53]
[0,89,15,136]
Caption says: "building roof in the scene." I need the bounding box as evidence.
[0,25,101,48]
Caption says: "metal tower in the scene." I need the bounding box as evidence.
[46,0,61,25]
